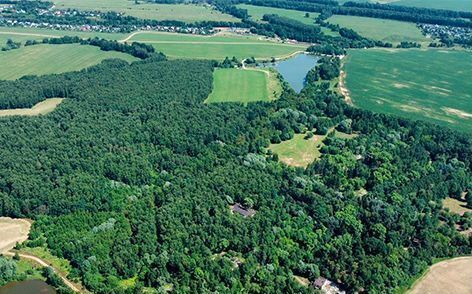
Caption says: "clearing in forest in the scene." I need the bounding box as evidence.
[0,217,31,254]
[343,48,472,133]
[327,15,430,45]
[52,0,238,22]
[0,98,64,117]
[443,197,471,216]
[206,68,280,104]
[124,31,307,60]
[408,257,472,294]
[0,44,137,80]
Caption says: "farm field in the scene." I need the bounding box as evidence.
[0,44,137,80]
[125,31,307,59]
[338,0,472,11]
[0,217,31,254]
[327,15,430,44]
[206,68,274,104]
[52,0,238,22]
[238,4,337,36]
[408,257,472,294]
[343,49,472,133]
[0,98,64,117]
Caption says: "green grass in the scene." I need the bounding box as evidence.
[20,246,73,276]
[327,15,430,45]
[127,31,307,60]
[393,0,472,12]
[206,68,270,104]
[344,48,472,133]
[0,44,137,80]
[53,0,239,22]
[238,4,337,36]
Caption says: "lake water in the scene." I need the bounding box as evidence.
[259,53,320,93]
[0,280,56,294]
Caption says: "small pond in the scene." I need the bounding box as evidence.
[259,53,320,93]
[0,280,56,294]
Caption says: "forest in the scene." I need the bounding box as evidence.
[0,54,470,293]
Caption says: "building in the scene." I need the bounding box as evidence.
[312,277,346,294]
[230,203,256,218]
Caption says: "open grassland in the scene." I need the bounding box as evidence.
[53,0,238,22]
[0,98,64,117]
[238,4,337,36]
[0,44,137,80]
[269,130,356,168]
[408,257,472,294]
[394,0,472,12]
[19,246,73,276]
[206,68,272,104]
[0,218,31,254]
[125,31,307,59]
[343,49,472,133]
[327,15,430,44]
[443,197,472,216]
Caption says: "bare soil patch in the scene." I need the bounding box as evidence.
[0,98,64,117]
[0,217,31,253]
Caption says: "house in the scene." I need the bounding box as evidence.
[312,277,346,294]
[230,203,256,218]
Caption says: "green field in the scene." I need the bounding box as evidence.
[53,0,238,22]
[0,44,137,80]
[206,68,271,104]
[269,133,323,168]
[338,0,472,11]
[327,15,431,44]
[344,48,472,132]
[238,4,337,36]
[126,31,307,60]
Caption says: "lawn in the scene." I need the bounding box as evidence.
[343,48,472,133]
[126,31,307,60]
[327,15,430,44]
[0,98,64,117]
[0,44,137,80]
[237,4,337,36]
[53,0,239,22]
[206,68,271,104]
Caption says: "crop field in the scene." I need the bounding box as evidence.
[0,27,127,43]
[393,0,472,12]
[0,218,31,254]
[126,31,307,60]
[0,98,64,117]
[53,0,238,22]
[206,68,273,104]
[0,44,137,80]
[343,49,472,133]
[327,15,430,44]
[408,257,472,294]
[238,4,337,36]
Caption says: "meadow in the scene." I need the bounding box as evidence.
[327,15,430,44]
[205,68,274,104]
[52,0,238,22]
[126,31,307,60]
[238,4,337,36]
[0,44,137,80]
[343,48,472,133]
[0,98,64,116]
[338,0,472,11]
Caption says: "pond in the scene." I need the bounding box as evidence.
[259,53,320,93]
[0,280,56,294]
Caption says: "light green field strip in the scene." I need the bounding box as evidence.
[327,15,431,44]
[269,133,323,168]
[337,0,472,11]
[343,48,472,133]
[237,4,338,36]
[52,0,239,22]
[0,44,137,80]
[0,98,64,117]
[206,68,269,104]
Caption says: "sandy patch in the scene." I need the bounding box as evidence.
[339,70,353,105]
[442,107,472,119]
[408,257,472,294]
[0,217,31,253]
[0,98,64,117]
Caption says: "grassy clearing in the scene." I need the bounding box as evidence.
[0,98,64,117]
[0,44,137,80]
[407,257,472,294]
[19,246,73,276]
[206,68,273,104]
[443,198,472,216]
[238,4,337,36]
[343,48,472,133]
[394,0,472,12]
[126,31,307,60]
[53,0,238,22]
[327,15,430,45]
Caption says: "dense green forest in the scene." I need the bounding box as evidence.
[0,55,470,293]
